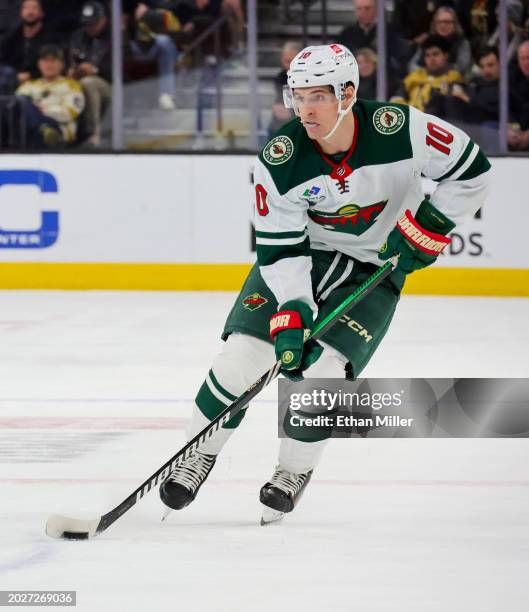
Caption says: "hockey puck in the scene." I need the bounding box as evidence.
[63,531,89,540]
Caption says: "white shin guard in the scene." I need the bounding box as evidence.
[186,333,275,456]
[187,333,348,474]
[279,342,348,474]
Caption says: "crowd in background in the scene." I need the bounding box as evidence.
[1,0,529,151]
[0,0,243,148]
[270,0,529,152]
[337,0,529,151]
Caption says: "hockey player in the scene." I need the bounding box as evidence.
[160,43,491,523]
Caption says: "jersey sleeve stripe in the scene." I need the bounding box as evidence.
[255,230,306,239]
[448,143,481,181]
[434,139,476,182]
[457,148,492,181]
[256,237,310,267]
[256,233,307,247]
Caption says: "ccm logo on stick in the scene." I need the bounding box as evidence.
[0,170,59,248]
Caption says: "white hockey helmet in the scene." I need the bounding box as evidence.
[284,43,359,140]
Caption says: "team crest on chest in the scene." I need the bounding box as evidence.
[242,292,268,311]
[373,106,405,135]
[263,136,294,165]
[308,200,388,235]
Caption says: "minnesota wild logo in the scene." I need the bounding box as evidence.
[373,106,405,135]
[308,200,388,235]
[263,136,294,165]
[242,292,268,311]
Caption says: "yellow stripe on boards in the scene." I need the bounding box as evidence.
[402,267,529,297]
[0,263,253,291]
[0,263,528,296]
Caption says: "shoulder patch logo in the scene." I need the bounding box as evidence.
[263,136,294,165]
[373,106,405,135]
[242,292,268,311]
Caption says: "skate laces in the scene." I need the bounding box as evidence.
[168,452,215,492]
[268,467,309,497]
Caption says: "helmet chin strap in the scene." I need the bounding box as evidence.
[322,94,356,141]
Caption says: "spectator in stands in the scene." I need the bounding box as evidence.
[0,63,17,94]
[221,0,245,56]
[488,0,525,62]
[172,0,236,59]
[337,0,410,78]
[356,47,377,99]
[392,0,439,48]
[455,0,498,53]
[169,0,244,55]
[15,44,85,148]
[174,0,223,30]
[122,2,193,46]
[0,1,19,42]
[42,0,87,41]
[392,35,465,113]
[268,40,301,136]
[0,0,59,88]
[69,1,111,146]
[441,46,499,123]
[408,6,473,78]
[355,46,398,99]
[126,2,180,110]
[508,39,529,150]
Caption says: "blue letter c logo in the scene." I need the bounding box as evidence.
[0,170,59,249]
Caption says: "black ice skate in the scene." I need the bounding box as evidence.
[159,451,216,511]
[259,466,313,525]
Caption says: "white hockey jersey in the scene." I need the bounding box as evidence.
[253,99,491,315]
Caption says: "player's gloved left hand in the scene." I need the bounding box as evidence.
[379,199,456,274]
[270,300,323,382]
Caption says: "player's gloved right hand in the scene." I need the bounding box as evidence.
[379,199,455,274]
[270,300,323,382]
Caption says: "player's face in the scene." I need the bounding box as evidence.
[293,86,340,138]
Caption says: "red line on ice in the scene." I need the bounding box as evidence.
[0,417,188,430]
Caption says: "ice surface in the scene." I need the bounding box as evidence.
[0,291,528,611]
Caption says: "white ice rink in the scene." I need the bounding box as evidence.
[1,291,528,611]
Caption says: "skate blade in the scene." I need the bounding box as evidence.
[260,505,285,526]
[161,506,173,522]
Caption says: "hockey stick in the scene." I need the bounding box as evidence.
[45,256,398,539]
